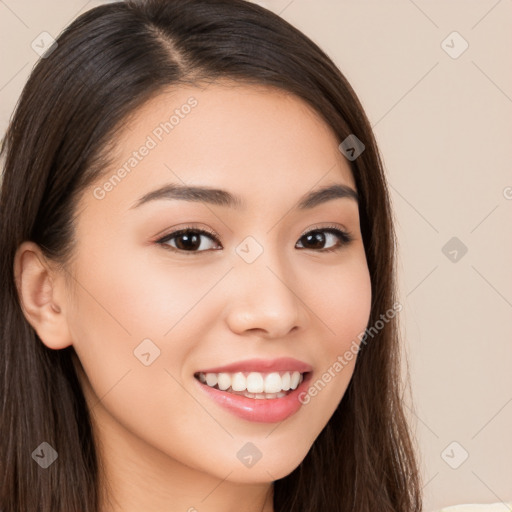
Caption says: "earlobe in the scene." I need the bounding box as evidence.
[13,241,72,350]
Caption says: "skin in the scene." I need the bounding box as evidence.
[14,81,372,512]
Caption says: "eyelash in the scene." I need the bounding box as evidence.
[156,224,354,255]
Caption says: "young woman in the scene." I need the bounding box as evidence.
[0,0,422,510]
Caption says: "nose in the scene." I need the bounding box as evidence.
[224,250,309,339]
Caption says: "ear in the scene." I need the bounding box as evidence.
[13,241,73,350]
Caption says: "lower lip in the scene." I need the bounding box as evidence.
[195,373,312,423]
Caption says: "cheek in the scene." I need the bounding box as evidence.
[65,251,193,395]
[308,251,372,354]
[66,251,227,468]
[69,245,220,342]
[296,252,372,409]
[332,267,372,348]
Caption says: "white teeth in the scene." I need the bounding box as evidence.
[196,370,306,395]
[264,372,282,394]
[246,372,264,393]
[217,373,231,391]
[231,372,246,391]
[205,373,217,387]
[290,371,301,390]
[281,372,291,391]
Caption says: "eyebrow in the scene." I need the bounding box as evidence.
[129,182,359,211]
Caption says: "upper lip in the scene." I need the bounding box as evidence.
[195,357,313,374]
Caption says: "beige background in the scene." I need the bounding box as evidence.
[1,1,511,510]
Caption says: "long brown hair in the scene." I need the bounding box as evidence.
[0,0,422,510]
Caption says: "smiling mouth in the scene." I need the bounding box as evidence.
[194,370,308,399]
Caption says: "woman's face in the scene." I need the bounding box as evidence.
[63,82,372,485]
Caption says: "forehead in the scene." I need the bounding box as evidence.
[84,81,356,213]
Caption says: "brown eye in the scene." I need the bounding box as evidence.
[157,228,221,254]
[296,227,353,252]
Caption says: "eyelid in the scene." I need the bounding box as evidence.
[300,222,351,238]
[155,224,220,243]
